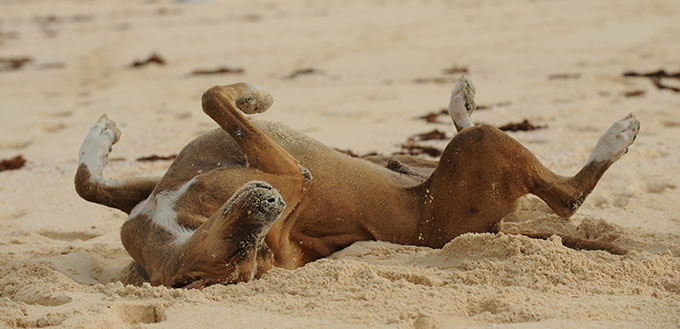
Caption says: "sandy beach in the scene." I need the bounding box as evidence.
[1,0,679,328]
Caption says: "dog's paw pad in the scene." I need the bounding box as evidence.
[235,83,274,114]
[451,76,476,114]
[79,114,122,165]
[588,113,640,164]
[83,115,121,152]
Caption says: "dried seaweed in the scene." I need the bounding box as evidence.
[0,155,26,172]
[623,70,680,79]
[418,109,448,123]
[548,73,581,80]
[34,14,94,24]
[191,66,244,75]
[397,141,442,157]
[413,77,458,84]
[136,154,177,162]
[624,90,645,98]
[623,70,680,93]
[0,57,32,71]
[416,102,499,124]
[498,119,545,132]
[442,65,469,75]
[413,129,448,141]
[131,53,166,68]
[285,68,321,79]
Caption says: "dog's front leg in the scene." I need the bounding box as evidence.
[75,115,160,214]
[200,83,310,194]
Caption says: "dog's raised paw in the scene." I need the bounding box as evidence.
[92,114,121,145]
[234,83,274,114]
[451,76,476,114]
[81,114,121,154]
[79,114,121,167]
[587,113,640,164]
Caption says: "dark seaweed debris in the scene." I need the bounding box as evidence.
[397,141,442,157]
[413,76,458,84]
[136,154,177,162]
[623,70,680,93]
[624,90,645,98]
[442,65,469,75]
[285,68,321,79]
[0,57,32,71]
[418,109,448,123]
[498,119,545,132]
[548,73,581,80]
[131,53,166,68]
[0,155,26,172]
[416,103,497,124]
[413,129,448,141]
[191,66,244,75]
[623,70,680,79]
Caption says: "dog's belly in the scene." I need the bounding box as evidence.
[147,120,422,260]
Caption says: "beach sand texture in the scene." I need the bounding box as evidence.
[1,0,679,328]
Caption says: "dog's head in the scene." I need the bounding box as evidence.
[170,181,284,289]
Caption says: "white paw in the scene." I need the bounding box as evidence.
[587,113,640,164]
[448,76,476,131]
[450,76,476,114]
[93,114,121,145]
[83,114,121,148]
[78,114,121,172]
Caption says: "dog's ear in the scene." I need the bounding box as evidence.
[198,192,222,215]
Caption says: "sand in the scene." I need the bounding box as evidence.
[1,0,679,328]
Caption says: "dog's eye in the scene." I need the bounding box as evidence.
[465,103,472,111]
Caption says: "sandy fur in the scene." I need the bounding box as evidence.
[84,78,638,290]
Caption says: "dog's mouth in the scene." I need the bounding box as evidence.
[171,275,203,289]
[171,272,214,289]
[170,248,256,289]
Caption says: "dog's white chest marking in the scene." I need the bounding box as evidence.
[130,178,197,244]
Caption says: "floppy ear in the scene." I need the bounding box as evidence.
[198,192,222,215]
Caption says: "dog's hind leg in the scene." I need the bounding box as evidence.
[529,113,640,218]
[75,115,160,214]
[423,115,638,254]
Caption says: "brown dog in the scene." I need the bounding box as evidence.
[75,78,639,288]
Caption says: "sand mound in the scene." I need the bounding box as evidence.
[1,230,678,328]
